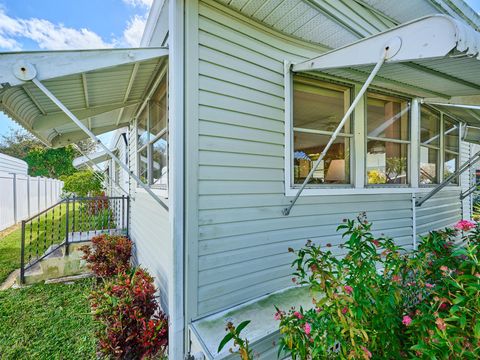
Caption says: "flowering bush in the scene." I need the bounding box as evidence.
[277,213,405,359]
[275,216,479,359]
[81,234,132,277]
[90,268,168,359]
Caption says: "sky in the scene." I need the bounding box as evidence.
[0,0,479,145]
[0,0,153,144]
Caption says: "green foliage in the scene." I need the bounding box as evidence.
[0,128,42,160]
[275,216,480,359]
[278,213,405,359]
[0,279,97,359]
[25,146,78,178]
[61,170,104,197]
[218,321,253,360]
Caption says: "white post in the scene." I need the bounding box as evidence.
[410,98,420,187]
[283,51,387,216]
[12,173,17,223]
[27,175,31,218]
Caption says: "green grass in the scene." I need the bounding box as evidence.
[0,226,21,284]
[0,279,97,360]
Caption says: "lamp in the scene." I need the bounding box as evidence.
[325,159,345,182]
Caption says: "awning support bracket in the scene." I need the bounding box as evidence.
[461,181,480,200]
[416,149,480,207]
[29,76,169,211]
[283,50,388,216]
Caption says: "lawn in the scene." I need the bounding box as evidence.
[0,279,97,359]
[0,225,21,284]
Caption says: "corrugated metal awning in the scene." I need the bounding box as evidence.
[0,47,168,147]
[293,15,480,129]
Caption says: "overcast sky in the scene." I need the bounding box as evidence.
[0,0,479,144]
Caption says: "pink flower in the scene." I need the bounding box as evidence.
[439,303,448,311]
[371,239,380,247]
[454,220,476,231]
[315,307,323,313]
[341,307,348,315]
[344,285,353,295]
[293,311,303,320]
[440,266,449,273]
[304,322,311,335]
[402,315,412,326]
[274,311,283,321]
[361,346,372,359]
[436,317,446,331]
[392,275,401,283]
[425,283,434,289]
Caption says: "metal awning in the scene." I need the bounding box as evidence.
[294,15,480,129]
[73,149,110,169]
[0,47,168,147]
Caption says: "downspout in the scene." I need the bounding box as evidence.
[169,0,185,359]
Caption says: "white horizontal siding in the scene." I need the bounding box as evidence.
[193,1,416,317]
[416,190,462,235]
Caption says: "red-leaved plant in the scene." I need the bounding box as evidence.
[90,267,168,359]
[81,234,132,277]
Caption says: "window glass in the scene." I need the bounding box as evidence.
[420,107,441,185]
[292,76,352,186]
[366,141,408,184]
[366,93,410,185]
[138,147,148,184]
[293,133,350,185]
[151,134,168,188]
[137,109,148,148]
[444,117,459,153]
[136,68,168,189]
[149,78,168,137]
[444,151,458,180]
[367,93,409,141]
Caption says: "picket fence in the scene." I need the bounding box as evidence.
[0,172,63,231]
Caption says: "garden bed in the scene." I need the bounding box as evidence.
[0,279,96,359]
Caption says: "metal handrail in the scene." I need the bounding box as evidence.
[416,149,480,207]
[20,195,130,283]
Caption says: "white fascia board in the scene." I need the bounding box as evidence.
[293,15,479,72]
[423,95,480,107]
[0,47,168,88]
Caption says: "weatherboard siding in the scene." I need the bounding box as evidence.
[193,1,418,317]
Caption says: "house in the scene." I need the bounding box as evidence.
[2,0,480,358]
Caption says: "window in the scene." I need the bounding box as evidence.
[136,71,168,190]
[420,107,441,185]
[366,93,410,185]
[292,76,352,186]
[444,116,460,184]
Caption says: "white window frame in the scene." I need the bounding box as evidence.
[284,63,461,197]
[135,65,169,198]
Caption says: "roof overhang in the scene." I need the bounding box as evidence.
[0,47,168,147]
[293,15,480,129]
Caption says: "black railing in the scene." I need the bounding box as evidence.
[20,196,129,283]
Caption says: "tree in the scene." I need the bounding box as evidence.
[61,170,104,197]
[25,146,79,178]
[0,128,43,159]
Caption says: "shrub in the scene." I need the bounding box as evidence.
[90,268,168,359]
[277,213,406,359]
[81,234,132,277]
[61,170,104,197]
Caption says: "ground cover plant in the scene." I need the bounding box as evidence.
[221,214,480,359]
[0,279,96,360]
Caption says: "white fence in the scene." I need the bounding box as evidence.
[0,172,63,231]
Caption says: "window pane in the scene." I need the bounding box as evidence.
[444,117,459,153]
[367,93,410,141]
[367,141,408,184]
[137,109,148,148]
[138,147,148,184]
[151,135,168,188]
[149,76,168,137]
[293,131,350,185]
[420,146,439,185]
[420,107,440,146]
[293,78,351,133]
[444,152,459,184]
